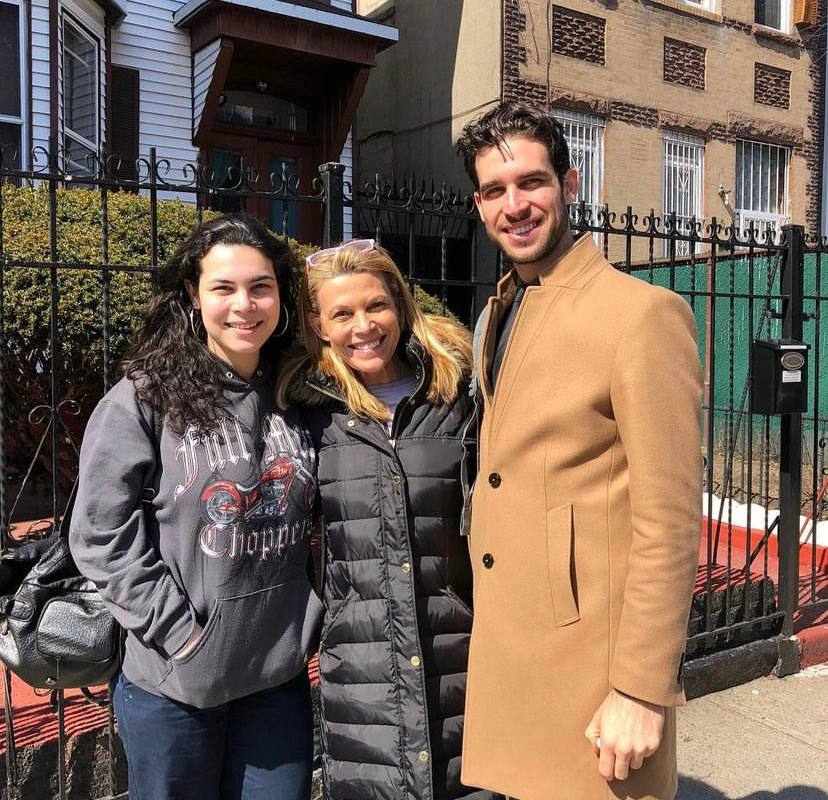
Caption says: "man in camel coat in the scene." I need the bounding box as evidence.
[455,101,702,800]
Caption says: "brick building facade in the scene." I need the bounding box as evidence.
[358,0,827,253]
[503,0,826,249]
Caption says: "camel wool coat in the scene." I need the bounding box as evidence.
[460,235,702,800]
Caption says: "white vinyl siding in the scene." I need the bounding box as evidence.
[663,131,704,256]
[0,0,28,168]
[193,38,221,137]
[110,0,198,181]
[735,139,789,244]
[556,109,604,228]
[30,0,50,158]
[30,0,106,165]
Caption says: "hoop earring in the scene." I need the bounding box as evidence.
[189,307,205,339]
[275,307,290,337]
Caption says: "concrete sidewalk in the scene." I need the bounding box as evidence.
[677,665,828,799]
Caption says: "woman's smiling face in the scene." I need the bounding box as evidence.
[188,243,280,379]
[313,271,403,386]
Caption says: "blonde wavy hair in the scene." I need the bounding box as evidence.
[277,242,471,422]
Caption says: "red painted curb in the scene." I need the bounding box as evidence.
[702,518,828,574]
[796,623,828,668]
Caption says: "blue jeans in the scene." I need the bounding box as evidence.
[112,671,313,800]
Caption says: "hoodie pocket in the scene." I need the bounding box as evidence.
[546,503,580,627]
[162,579,323,709]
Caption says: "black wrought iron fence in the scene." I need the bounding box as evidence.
[0,150,826,799]
[348,173,495,324]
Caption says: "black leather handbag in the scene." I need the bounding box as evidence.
[0,481,121,690]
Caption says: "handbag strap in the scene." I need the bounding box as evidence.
[58,480,79,540]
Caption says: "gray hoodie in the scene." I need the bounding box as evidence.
[69,368,322,708]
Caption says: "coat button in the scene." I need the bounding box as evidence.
[418,751,429,763]
[401,562,411,573]
[410,655,421,668]
[482,553,494,569]
[488,472,501,488]
[346,419,355,428]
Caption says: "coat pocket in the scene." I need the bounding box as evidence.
[546,503,580,627]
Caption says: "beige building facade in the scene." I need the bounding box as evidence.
[356,0,502,188]
[356,0,826,249]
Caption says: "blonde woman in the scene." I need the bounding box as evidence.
[279,241,497,800]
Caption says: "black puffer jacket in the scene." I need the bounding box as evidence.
[302,338,495,800]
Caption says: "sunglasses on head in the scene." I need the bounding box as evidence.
[305,239,376,269]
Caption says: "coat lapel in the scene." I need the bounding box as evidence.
[478,293,504,409]
[488,284,567,438]
[487,235,606,441]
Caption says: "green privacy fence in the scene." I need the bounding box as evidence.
[638,252,828,463]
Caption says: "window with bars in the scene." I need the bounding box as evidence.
[0,0,27,171]
[63,17,99,176]
[663,132,704,256]
[735,139,789,243]
[555,109,604,226]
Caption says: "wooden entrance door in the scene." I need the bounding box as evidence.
[204,137,322,244]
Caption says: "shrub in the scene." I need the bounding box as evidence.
[1,186,312,500]
[1,185,450,508]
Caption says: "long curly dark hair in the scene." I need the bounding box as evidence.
[122,213,300,434]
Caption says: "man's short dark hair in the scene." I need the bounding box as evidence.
[456,101,570,189]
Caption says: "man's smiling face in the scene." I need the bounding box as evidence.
[473,135,578,273]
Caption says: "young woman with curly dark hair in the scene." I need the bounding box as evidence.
[69,214,322,800]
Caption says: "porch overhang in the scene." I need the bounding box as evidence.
[92,0,126,25]
[173,0,398,50]
[176,0,397,158]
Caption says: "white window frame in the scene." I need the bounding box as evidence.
[680,0,718,12]
[735,139,790,244]
[754,0,791,33]
[663,131,704,257]
[0,0,29,170]
[555,109,605,228]
[62,13,100,175]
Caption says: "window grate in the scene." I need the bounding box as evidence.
[735,139,789,244]
[663,131,704,256]
[555,109,605,233]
